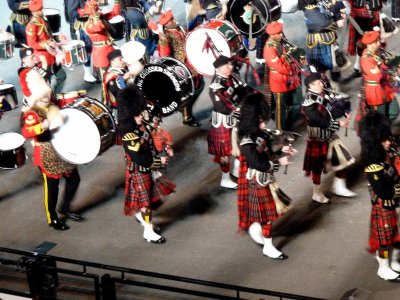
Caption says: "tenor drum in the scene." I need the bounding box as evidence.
[109,15,126,41]
[227,0,281,37]
[0,31,15,60]
[59,40,88,68]
[43,8,61,34]
[51,98,116,164]
[135,57,194,116]
[185,20,242,76]
[0,132,26,169]
[56,90,87,108]
[0,84,18,112]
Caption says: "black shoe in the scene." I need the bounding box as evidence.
[352,69,362,78]
[183,119,201,127]
[65,213,85,222]
[148,236,166,244]
[264,253,289,260]
[49,219,70,231]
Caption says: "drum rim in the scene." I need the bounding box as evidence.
[0,132,25,150]
[43,8,61,13]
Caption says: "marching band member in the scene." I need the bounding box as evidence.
[156,9,204,127]
[359,111,400,282]
[263,21,301,130]
[347,0,382,77]
[237,92,295,260]
[121,0,159,56]
[302,72,356,204]
[199,0,228,20]
[26,0,67,95]
[84,0,120,83]
[117,85,170,244]
[208,55,247,189]
[103,49,135,144]
[359,30,399,123]
[20,79,84,231]
[67,0,98,83]
[7,0,31,47]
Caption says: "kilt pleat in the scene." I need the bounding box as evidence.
[369,205,400,252]
[306,44,333,71]
[303,139,329,175]
[124,169,161,215]
[208,126,232,157]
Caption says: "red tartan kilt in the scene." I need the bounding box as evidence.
[124,168,161,216]
[303,139,329,175]
[369,205,400,252]
[238,177,278,230]
[207,125,232,157]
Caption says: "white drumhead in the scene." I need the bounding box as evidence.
[109,15,124,24]
[0,32,15,42]
[186,28,233,76]
[120,41,146,64]
[0,132,25,150]
[60,40,85,50]
[43,8,60,15]
[0,83,15,90]
[51,108,101,164]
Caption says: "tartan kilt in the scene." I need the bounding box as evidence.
[238,172,278,231]
[303,139,329,175]
[124,168,161,216]
[368,205,400,252]
[306,44,333,71]
[207,125,232,157]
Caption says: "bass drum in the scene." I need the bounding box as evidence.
[135,57,194,116]
[51,97,116,164]
[227,0,282,37]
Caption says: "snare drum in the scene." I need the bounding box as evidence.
[135,57,194,116]
[0,84,18,112]
[0,31,15,60]
[43,8,61,34]
[60,40,88,68]
[227,0,281,37]
[56,90,87,108]
[109,15,126,41]
[51,97,116,164]
[0,132,26,169]
[185,20,242,76]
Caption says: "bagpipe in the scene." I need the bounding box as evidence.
[281,37,309,74]
[378,48,400,81]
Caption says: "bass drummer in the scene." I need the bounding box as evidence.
[20,79,84,231]
[156,10,204,127]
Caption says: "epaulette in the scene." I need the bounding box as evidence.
[302,98,317,106]
[122,132,140,141]
[365,164,384,173]
[240,137,255,146]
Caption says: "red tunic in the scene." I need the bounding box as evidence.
[26,15,55,66]
[360,49,394,106]
[263,39,300,93]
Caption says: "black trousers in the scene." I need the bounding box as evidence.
[41,168,80,224]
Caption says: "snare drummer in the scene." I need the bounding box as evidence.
[26,0,67,95]
[21,81,84,231]
[156,10,204,127]
[302,72,356,204]
[66,0,98,83]
[7,0,31,47]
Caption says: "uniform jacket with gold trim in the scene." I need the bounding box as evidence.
[103,67,131,108]
[304,5,337,48]
[263,39,300,92]
[26,15,55,66]
[8,0,30,24]
[360,49,394,106]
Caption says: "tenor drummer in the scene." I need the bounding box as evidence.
[20,80,84,231]
[208,55,248,189]
[359,30,399,124]
[26,0,67,95]
[7,0,31,47]
[156,10,204,127]
[263,21,301,131]
[302,72,356,204]
[67,0,98,83]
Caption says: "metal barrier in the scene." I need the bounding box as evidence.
[0,246,326,300]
